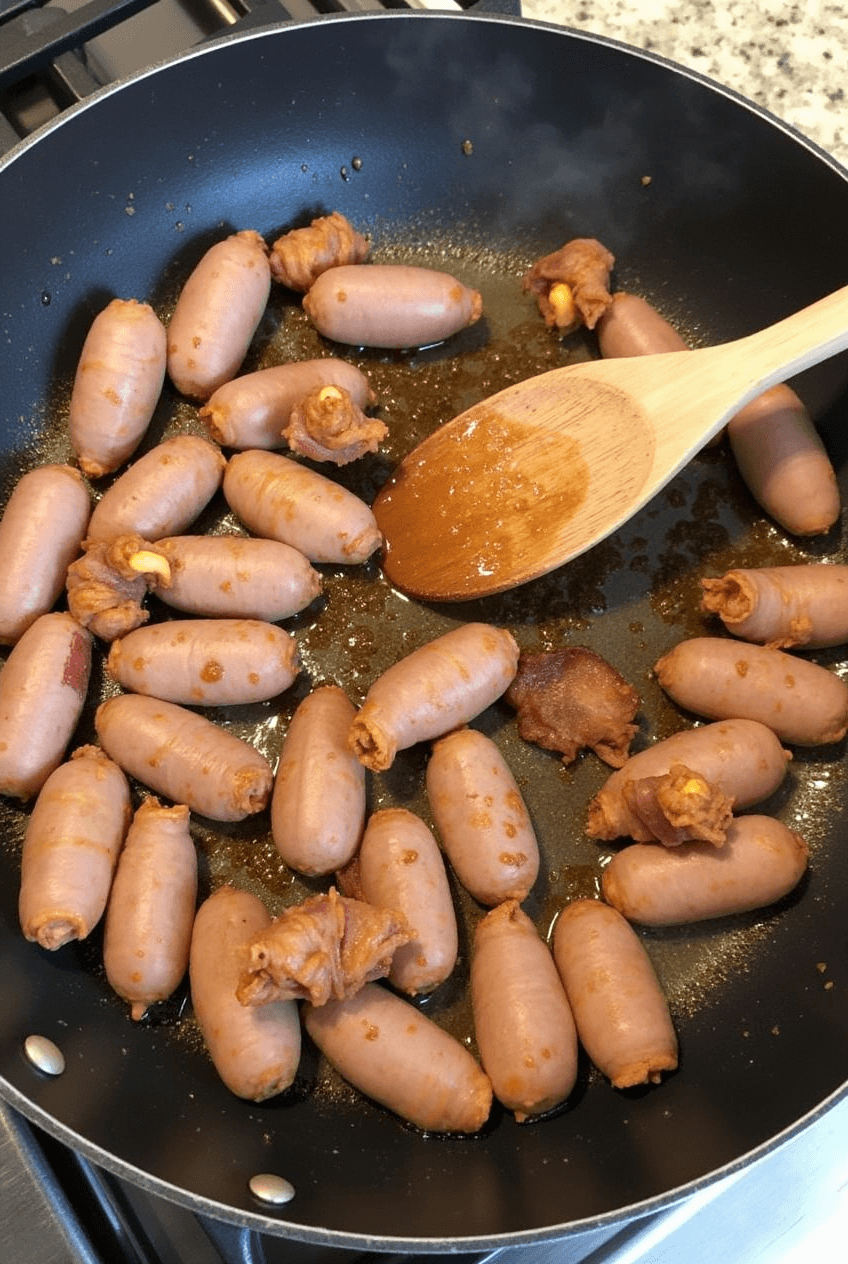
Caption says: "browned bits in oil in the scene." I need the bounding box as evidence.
[461,139,473,155]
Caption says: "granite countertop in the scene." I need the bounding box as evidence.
[521,0,848,168]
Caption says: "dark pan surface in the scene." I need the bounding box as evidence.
[1,12,848,1251]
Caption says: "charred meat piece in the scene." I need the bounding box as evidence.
[506,646,639,768]
[522,237,615,331]
[270,211,370,292]
[282,384,388,465]
[236,887,411,1007]
[620,762,734,847]
[66,534,170,641]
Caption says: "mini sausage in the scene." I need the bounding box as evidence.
[700,564,848,650]
[426,727,540,906]
[103,797,197,1019]
[86,435,226,544]
[0,464,91,645]
[596,291,689,358]
[167,230,271,401]
[587,718,790,842]
[18,745,131,950]
[69,298,167,477]
[471,900,578,1121]
[106,618,299,706]
[358,808,458,996]
[654,636,848,745]
[199,359,375,450]
[303,981,492,1133]
[348,622,520,772]
[190,886,301,1101]
[302,264,483,349]
[552,899,678,1089]
[269,210,370,291]
[271,685,365,877]
[0,612,92,800]
[726,383,840,536]
[602,814,809,926]
[223,449,381,565]
[154,534,321,620]
[95,693,273,821]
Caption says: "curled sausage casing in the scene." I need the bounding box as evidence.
[700,564,848,650]
[303,981,492,1133]
[654,636,848,745]
[587,718,791,842]
[552,899,678,1089]
[0,464,91,645]
[348,622,520,772]
[200,359,374,450]
[0,612,92,801]
[602,814,809,926]
[271,685,365,877]
[223,449,381,565]
[426,727,540,906]
[103,797,197,1019]
[190,886,301,1101]
[95,693,273,821]
[472,900,578,1121]
[358,807,458,996]
[19,746,131,950]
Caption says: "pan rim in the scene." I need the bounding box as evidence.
[2,8,848,1251]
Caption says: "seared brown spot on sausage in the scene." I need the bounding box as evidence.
[201,660,223,682]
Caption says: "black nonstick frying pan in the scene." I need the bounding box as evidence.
[1,9,848,1253]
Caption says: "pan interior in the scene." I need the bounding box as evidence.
[1,12,848,1249]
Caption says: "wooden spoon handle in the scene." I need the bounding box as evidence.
[713,281,848,401]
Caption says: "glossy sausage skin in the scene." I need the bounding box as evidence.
[190,886,301,1100]
[18,746,131,949]
[95,693,273,821]
[348,622,520,772]
[107,618,300,706]
[167,230,271,401]
[223,449,381,565]
[700,564,848,650]
[358,808,458,996]
[86,435,226,544]
[69,298,167,477]
[552,899,678,1089]
[200,359,374,450]
[471,900,578,1121]
[154,534,321,621]
[602,814,809,926]
[303,981,492,1133]
[426,727,540,906]
[596,292,689,358]
[103,797,197,1019]
[727,383,840,536]
[654,636,848,745]
[303,264,483,349]
[0,612,92,800]
[0,465,91,645]
[587,718,790,842]
[271,685,365,877]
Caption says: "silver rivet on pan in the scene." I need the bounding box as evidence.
[248,1173,295,1206]
[23,1034,66,1076]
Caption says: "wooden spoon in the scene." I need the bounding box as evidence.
[372,284,848,601]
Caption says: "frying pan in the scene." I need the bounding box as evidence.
[1,9,848,1253]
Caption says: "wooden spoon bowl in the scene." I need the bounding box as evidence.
[373,284,848,601]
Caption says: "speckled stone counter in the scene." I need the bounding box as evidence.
[521,0,848,167]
